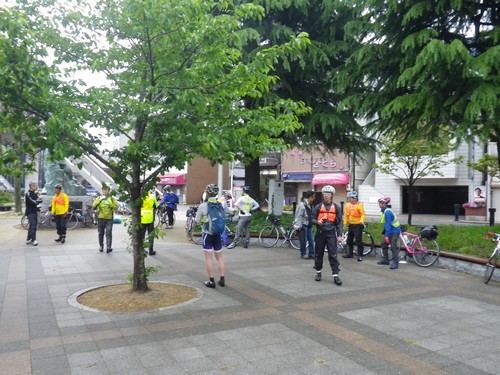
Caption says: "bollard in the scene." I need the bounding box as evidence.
[489,208,496,226]
[454,204,460,221]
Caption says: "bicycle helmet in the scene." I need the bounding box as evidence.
[243,186,251,193]
[222,190,232,199]
[378,196,391,204]
[162,185,171,192]
[205,184,219,196]
[54,184,62,189]
[347,191,358,199]
[321,185,335,195]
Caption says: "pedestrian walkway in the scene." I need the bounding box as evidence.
[1,208,500,375]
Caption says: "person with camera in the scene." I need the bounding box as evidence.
[311,185,343,286]
[25,181,42,246]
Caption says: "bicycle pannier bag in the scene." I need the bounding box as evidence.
[205,202,226,235]
[419,225,438,240]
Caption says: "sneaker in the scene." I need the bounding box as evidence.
[61,237,66,244]
[357,257,363,262]
[377,259,389,265]
[226,242,236,249]
[149,250,156,255]
[342,254,353,258]
[333,275,342,286]
[301,255,307,259]
[32,241,38,246]
[390,263,399,270]
[99,247,103,252]
[55,238,62,242]
[315,272,322,282]
[243,242,248,249]
[26,240,32,244]
[308,255,315,259]
[218,278,225,287]
[205,281,216,288]
[106,248,113,254]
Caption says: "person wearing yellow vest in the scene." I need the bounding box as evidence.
[51,184,69,243]
[227,186,259,249]
[92,185,118,253]
[141,190,159,255]
[377,196,401,269]
[311,185,343,286]
[342,191,366,261]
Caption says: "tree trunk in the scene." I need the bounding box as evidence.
[245,158,261,201]
[407,184,413,226]
[130,169,148,291]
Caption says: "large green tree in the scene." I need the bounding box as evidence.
[237,0,376,195]
[339,0,499,159]
[0,0,309,290]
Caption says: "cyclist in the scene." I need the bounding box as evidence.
[195,184,227,288]
[294,190,315,259]
[159,185,179,228]
[342,191,366,261]
[141,189,159,255]
[227,186,259,249]
[311,185,343,286]
[92,185,118,253]
[52,184,69,244]
[377,197,401,269]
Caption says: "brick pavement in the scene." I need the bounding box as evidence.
[1,207,500,374]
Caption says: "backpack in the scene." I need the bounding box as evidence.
[205,201,226,235]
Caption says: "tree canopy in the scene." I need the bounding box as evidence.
[339,0,499,155]
[0,0,310,290]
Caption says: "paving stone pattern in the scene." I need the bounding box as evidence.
[1,207,500,375]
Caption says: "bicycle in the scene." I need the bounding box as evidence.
[338,224,375,256]
[155,205,176,228]
[189,211,237,246]
[21,207,56,229]
[73,205,97,228]
[258,215,300,249]
[484,232,500,284]
[185,205,198,237]
[388,225,440,267]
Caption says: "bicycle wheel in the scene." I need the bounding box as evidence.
[362,230,375,256]
[190,222,204,245]
[289,228,300,250]
[337,232,348,253]
[66,213,79,230]
[259,226,279,248]
[484,249,498,284]
[21,215,29,230]
[413,238,440,267]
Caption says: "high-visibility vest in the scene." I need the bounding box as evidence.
[141,193,158,224]
[344,201,365,225]
[317,203,336,222]
[51,193,69,215]
[380,208,400,227]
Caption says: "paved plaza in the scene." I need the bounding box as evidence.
[1,207,500,374]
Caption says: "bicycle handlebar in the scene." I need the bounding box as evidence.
[485,232,500,240]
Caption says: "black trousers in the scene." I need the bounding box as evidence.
[313,230,340,275]
[347,223,364,256]
[55,215,67,236]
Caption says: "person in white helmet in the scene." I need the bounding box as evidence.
[311,185,343,286]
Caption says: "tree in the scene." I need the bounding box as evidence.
[0,0,310,291]
[338,0,499,161]
[373,138,461,225]
[236,0,376,194]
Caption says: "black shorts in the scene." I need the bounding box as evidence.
[202,233,222,252]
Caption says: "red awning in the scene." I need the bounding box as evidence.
[158,173,186,185]
[311,172,350,186]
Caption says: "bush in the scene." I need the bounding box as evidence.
[0,191,13,204]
